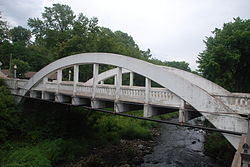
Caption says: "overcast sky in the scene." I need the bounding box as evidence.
[1,0,250,70]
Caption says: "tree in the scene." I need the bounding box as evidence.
[10,26,31,44]
[0,12,9,43]
[197,17,250,92]
[141,48,152,59]
[28,3,75,48]
[28,3,75,34]
[0,79,19,143]
[11,59,30,78]
[165,61,191,72]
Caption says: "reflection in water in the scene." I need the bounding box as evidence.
[139,118,221,167]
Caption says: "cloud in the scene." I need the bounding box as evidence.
[0,0,43,27]
[1,0,250,70]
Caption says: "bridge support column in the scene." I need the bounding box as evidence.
[143,78,153,117]
[72,96,90,106]
[55,94,64,102]
[42,91,55,101]
[179,100,187,123]
[92,64,99,99]
[179,101,202,122]
[56,69,62,94]
[143,105,175,117]
[30,90,42,99]
[91,99,113,109]
[115,102,143,113]
[73,65,79,96]
[143,104,153,117]
[114,67,122,113]
[41,77,48,99]
[130,72,134,86]
[240,115,250,166]
[55,94,71,103]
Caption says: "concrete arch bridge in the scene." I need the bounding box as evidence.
[3,53,250,150]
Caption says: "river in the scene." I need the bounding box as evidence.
[139,118,221,167]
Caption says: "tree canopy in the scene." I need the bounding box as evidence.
[197,17,250,92]
[0,3,192,79]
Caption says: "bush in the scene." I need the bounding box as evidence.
[204,132,235,166]
[94,114,153,142]
[38,138,89,163]
[0,79,20,143]
[1,147,51,167]
[120,123,152,140]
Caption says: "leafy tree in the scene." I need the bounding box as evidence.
[42,4,75,32]
[165,61,191,72]
[197,17,250,92]
[0,12,9,43]
[28,3,75,49]
[141,48,152,59]
[11,59,30,78]
[25,45,52,71]
[10,26,31,44]
[0,79,19,143]
[148,58,191,72]
[0,40,12,69]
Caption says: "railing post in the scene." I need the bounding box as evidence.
[143,77,152,117]
[41,77,48,99]
[130,72,134,86]
[92,64,99,99]
[115,67,122,101]
[73,65,79,96]
[114,75,117,85]
[241,114,250,166]
[145,77,151,103]
[114,67,122,112]
[56,69,62,94]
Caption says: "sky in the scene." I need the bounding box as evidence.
[0,0,250,70]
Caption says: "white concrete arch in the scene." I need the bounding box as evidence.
[85,68,131,85]
[85,66,230,96]
[23,53,246,148]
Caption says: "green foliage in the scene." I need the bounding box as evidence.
[11,59,30,78]
[0,12,9,42]
[0,3,194,166]
[148,58,191,72]
[0,79,19,143]
[204,132,235,166]
[0,40,12,69]
[197,17,250,92]
[9,26,31,44]
[94,112,155,143]
[2,147,51,167]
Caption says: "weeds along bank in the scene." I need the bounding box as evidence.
[0,79,175,167]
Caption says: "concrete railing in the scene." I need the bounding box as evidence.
[214,93,250,113]
[4,78,250,112]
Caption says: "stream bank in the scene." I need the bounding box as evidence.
[58,117,234,167]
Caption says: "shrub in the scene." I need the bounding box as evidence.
[2,147,51,167]
[0,79,20,143]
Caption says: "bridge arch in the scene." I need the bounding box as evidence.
[23,53,246,148]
